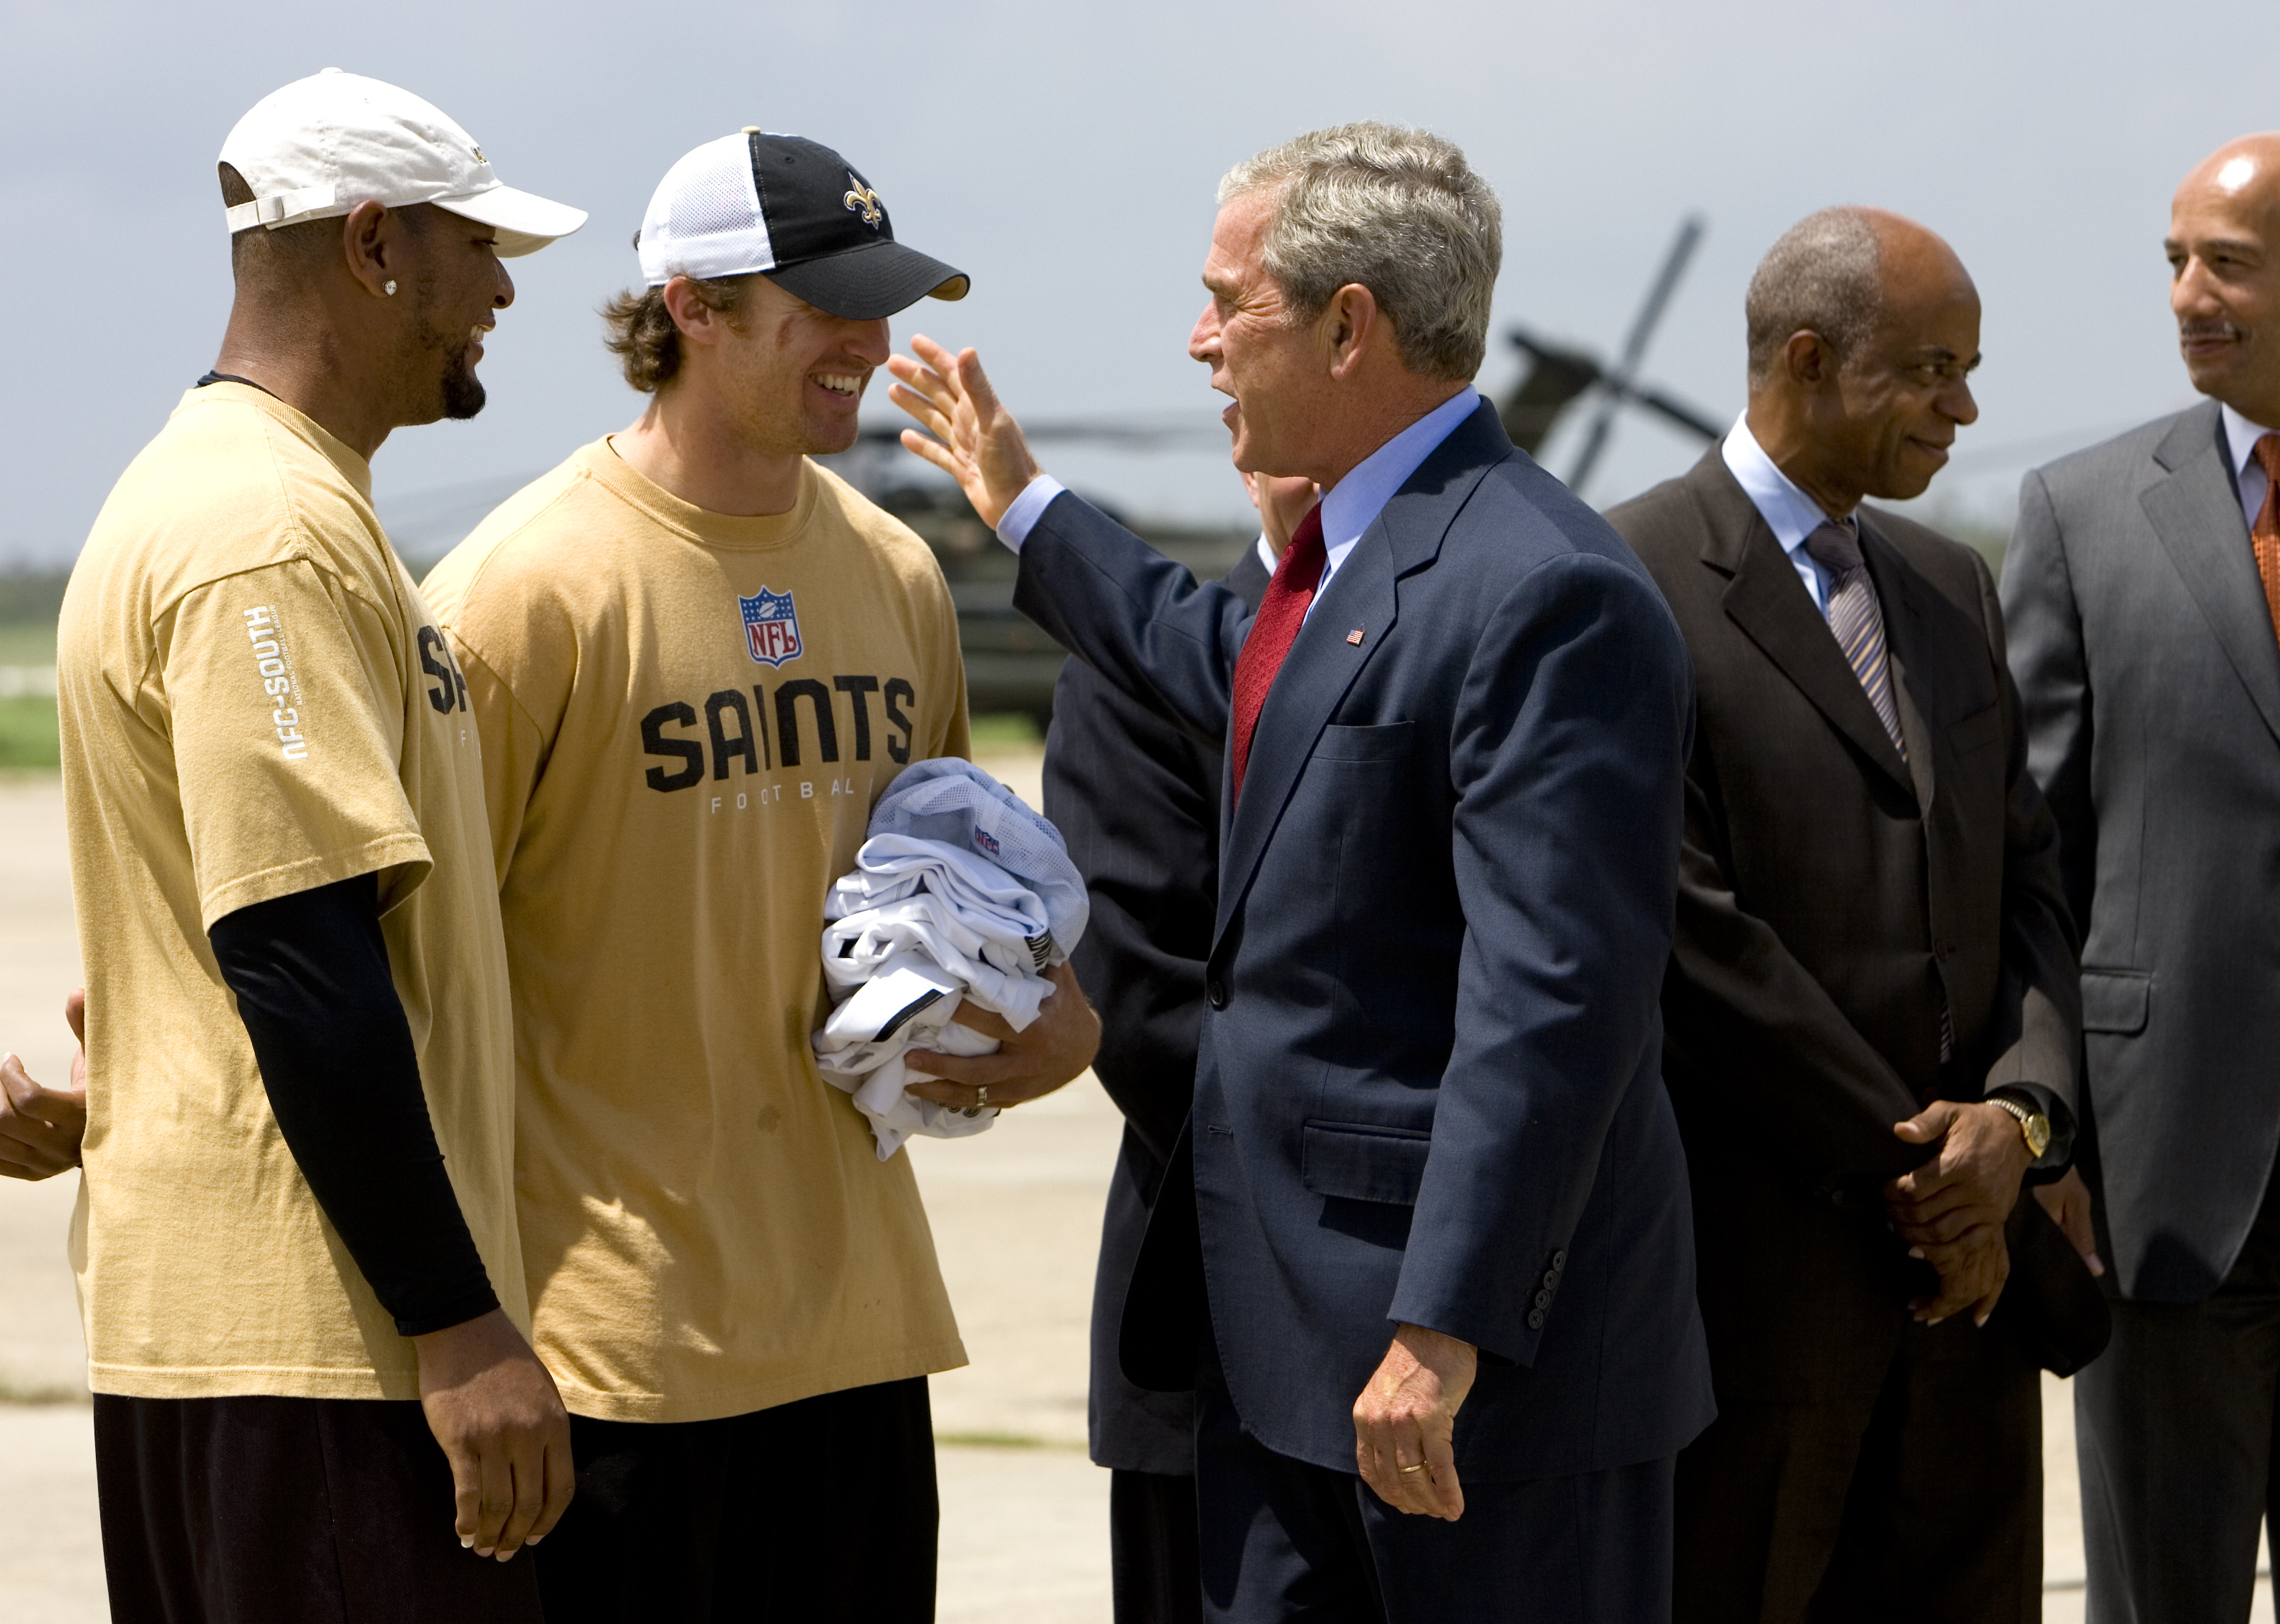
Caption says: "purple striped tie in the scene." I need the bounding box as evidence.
[1805,521,1905,761]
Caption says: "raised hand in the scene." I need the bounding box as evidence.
[885,336,1043,528]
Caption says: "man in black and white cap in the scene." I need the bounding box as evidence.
[421,130,1098,1620]
[54,67,581,1620]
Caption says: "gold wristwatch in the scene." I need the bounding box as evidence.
[1987,1093,2052,1160]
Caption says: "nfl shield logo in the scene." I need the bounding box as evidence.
[739,588,803,667]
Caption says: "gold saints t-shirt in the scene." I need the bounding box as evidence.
[422,440,971,1423]
[57,382,523,1399]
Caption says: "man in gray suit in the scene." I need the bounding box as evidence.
[2003,131,2280,1622]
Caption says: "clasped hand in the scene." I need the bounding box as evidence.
[1884,1099,2034,1326]
[1,989,87,1181]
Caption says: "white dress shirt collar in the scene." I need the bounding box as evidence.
[2220,402,2278,534]
[1721,412,1853,613]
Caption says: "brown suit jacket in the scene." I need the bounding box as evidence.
[1609,448,2090,1406]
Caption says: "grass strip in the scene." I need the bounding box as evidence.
[0,697,58,770]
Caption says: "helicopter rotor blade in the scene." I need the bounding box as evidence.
[859,417,1228,450]
[1565,215,1706,497]
[1624,382,1725,445]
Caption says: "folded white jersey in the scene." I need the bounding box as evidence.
[813,759,1089,1159]
[855,756,1090,948]
[813,954,1000,1154]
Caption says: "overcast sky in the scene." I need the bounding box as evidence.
[1,0,2268,567]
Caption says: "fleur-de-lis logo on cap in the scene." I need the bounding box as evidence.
[843,174,884,228]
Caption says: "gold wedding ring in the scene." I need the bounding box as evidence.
[1399,1461,1428,1474]
[975,1086,990,1109]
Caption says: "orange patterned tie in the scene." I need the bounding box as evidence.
[2254,435,2280,642]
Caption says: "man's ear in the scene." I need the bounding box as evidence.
[662,277,728,349]
[1782,329,1836,390]
[339,200,400,301]
[1320,283,1381,382]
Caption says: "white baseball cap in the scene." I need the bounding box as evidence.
[219,68,586,257]
[635,130,967,319]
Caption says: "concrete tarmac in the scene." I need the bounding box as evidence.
[0,766,2264,1620]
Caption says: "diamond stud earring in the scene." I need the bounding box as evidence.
[383,280,397,296]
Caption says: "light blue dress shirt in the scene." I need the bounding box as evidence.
[2221,402,2278,535]
[996,389,1483,623]
[1720,412,1853,612]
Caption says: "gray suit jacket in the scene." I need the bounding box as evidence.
[2003,400,2280,1301]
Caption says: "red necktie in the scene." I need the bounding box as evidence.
[1230,504,1328,803]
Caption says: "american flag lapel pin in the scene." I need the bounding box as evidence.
[1346,627,1365,645]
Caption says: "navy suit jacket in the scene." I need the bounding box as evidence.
[1015,400,1716,1479]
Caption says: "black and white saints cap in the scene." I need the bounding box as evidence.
[219,68,586,256]
[636,130,969,321]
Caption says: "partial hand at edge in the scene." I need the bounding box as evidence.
[2033,1166,2104,1277]
[0,989,87,1181]
[1242,471,1321,559]
[904,961,1101,1111]
[885,336,1043,530]
[1353,1323,1475,1522]
[413,1309,574,1561]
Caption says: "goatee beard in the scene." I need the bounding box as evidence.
[440,351,486,421]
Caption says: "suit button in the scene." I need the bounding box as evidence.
[1534,1289,1552,1309]
[1542,1270,1560,1290]
[1527,1310,1545,1330]
[1207,980,1227,1010]
[1551,1250,1568,1272]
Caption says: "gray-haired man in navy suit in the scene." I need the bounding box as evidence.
[890,122,1711,1622]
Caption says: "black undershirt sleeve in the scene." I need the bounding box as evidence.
[208,873,499,1338]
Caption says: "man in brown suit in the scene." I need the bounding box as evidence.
[1607,208,2097,1623]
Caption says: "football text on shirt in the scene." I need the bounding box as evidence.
[242,605,307,762]
[639,673,919,793]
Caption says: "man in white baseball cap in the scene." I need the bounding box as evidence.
[54,69,583,1622]
[420,128,1097,1620]
[222,66,586,254]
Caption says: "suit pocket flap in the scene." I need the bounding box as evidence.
[2080,970,2150,1035]
[1302,1120,1431,1205]
[1311,721,1415,763]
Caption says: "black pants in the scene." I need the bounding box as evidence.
[1194,1350,1675,1623]
[1673,1313,2041,1624]
[1114,1467,1203,1623]
[535,1376,937,1623]
[95,1393,544,1624]
[2077,1167,2280,1623]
